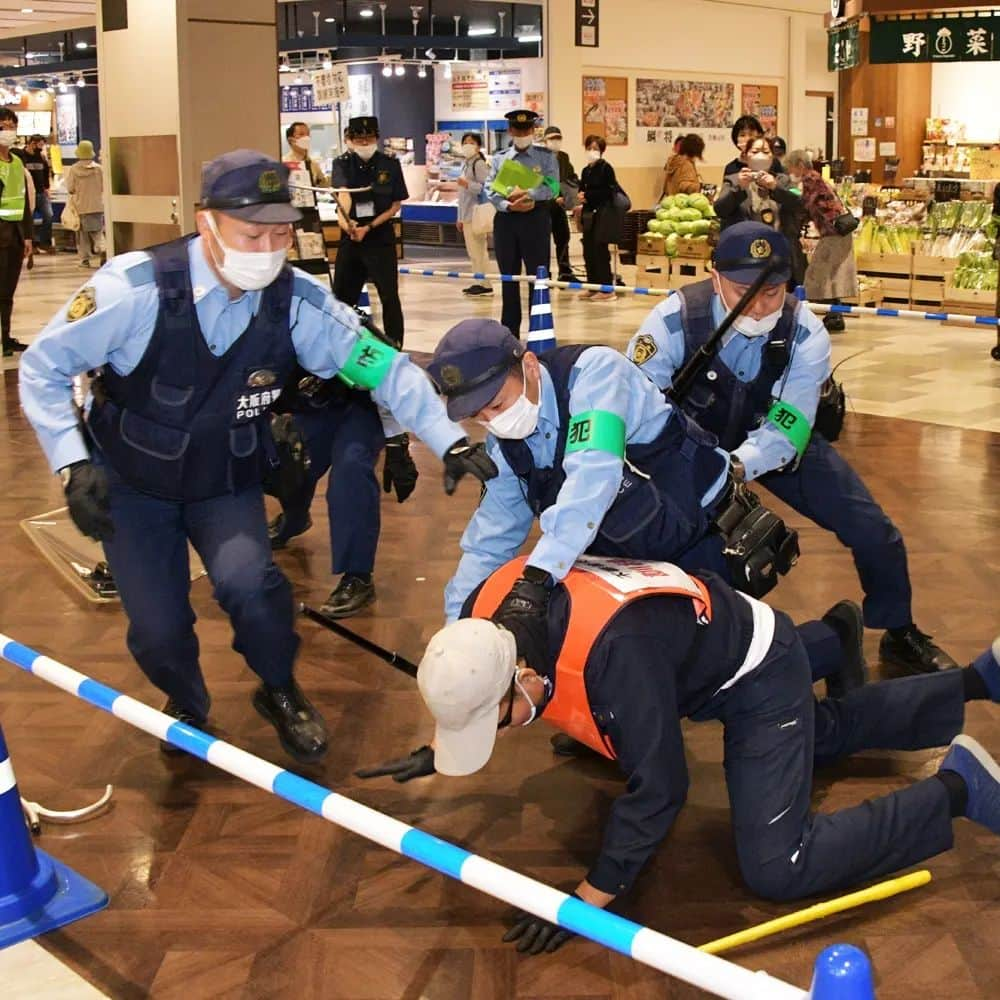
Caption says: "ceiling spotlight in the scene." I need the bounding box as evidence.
[57,80,67,93]
[76,75,85,87]
[322,55,333,70]
[443,62,452,79]
[324,16,335,22]
[381,63,392,77]
[75,40,88,49]
[425,48,435,60]
[394,64,405,76]
[468,27,496,37]
[417,64,427,78]
[360,6,374,16]
[279,58,291,72]
[518,32,542,43]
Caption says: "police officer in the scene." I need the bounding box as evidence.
[330,116,406,347]
[268,367,419,618]
[487,110,559,338]
[541,126,579,283]
[385,554,1000,954]
[18,149,496,764]
[0,107,33,357]
[626,221,957,675]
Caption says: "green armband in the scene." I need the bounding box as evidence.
[337,332,397,390]
[766,400,811,457]
[544,174,560,198]
[565,410,626,458]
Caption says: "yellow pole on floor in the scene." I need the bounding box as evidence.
[698,870,932,956]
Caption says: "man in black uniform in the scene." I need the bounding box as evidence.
[365,555,1000,954]
[22,134,53,251]
[0,107,33,357]
[487,109,560,339]
[330,116,407,347]
[541,126,579,283]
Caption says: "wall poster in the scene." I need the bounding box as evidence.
[740,84,778,136]
[582,76,628,145]
[636,78,734,131]
[489,68,522,112]
[55,92,78,146]
[451,67,489,112]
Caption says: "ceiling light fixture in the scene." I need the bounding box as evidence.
[468,27,496,37]
[75,40,88,49]
[443,62,452,79]
[322,55,333,70]
[518,32,542,43]
[360,6,374,16]
[394,64,405,76]
[382,63,392,77]
[324,16,335,22]
[417,63,427,78]
[57,80,67,93]
[279,58,291,72]
[76,76,85,87]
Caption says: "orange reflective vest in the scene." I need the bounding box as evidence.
[471,556,713,760]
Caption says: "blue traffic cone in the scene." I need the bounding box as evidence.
[0,722,107,948]
[794,284,807,301]
[809,944,876,999]
[526,265,556,354]
[358,284,372,316]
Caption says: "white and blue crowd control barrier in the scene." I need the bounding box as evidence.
[397,265,1000,329]
[0,632,885,998]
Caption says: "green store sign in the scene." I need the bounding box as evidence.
[871,13,999,64]
[828,22,860,72]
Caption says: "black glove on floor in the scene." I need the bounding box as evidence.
[354,745,436,783]
[502,896,579,955]
[62,460,114,541]
[382,433,419,503]
[442,438,498,495]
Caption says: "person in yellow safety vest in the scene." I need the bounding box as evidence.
[361,554,1000,956]
[0,107,34,357]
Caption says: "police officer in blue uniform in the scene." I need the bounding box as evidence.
[626,221,957,674]
[330,116,407,348]
[267,363,419,618]
[487,110,560,339]
[18,149,496,764]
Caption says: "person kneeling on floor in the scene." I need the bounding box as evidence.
[363,553,1000,955]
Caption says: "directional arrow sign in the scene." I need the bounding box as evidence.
[575,0,599,47]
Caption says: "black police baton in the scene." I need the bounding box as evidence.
[299,603,419,678]
[666,257,780,406]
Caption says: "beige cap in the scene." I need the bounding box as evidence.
[417,619,517,776]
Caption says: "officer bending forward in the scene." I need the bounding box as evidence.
[18,150,495,764]
[411,555,1000,954]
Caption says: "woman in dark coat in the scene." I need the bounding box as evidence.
[575,135,623,301]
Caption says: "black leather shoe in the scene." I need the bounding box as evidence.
[160,698,208,755]
[252,682,328,763]
[320,574,375,619]
[821,600,869,699]
[268,512,312,550]
[880,626,959,674]
[550,733,601,759]
[3,338,28,353]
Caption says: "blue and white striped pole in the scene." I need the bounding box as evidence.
[527,265,557,354]
[0,634,808,998]
[0,720,107,948]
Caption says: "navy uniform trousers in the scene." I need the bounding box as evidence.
[279,393,386,577]
[101,463,297,722]
[708,610,960,901]
[758,434,911,630]
[493,205,552,339]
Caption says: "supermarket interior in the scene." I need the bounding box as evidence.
[0,2,999,1000]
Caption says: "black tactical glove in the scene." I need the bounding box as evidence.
[355,308,402,350]
[354,745,436,783]
[61,460,113,541]
[502,895,579,955]
[382,433,419,503]
[492,571,552,668]
[442,438,498,496]
[263,413,311,504]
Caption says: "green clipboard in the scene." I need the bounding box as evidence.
[490,158,542,197]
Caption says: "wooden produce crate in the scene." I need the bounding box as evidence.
[634,253,670,289]
[675,237,713,260]
[942,281,997,316]
[910,252,957,309]
[668,258,712,290]
[842,278,883,309]
[637,233,668,256]
[855,250,912,305]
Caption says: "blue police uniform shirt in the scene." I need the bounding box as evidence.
[626,292,831,481]
[19,235,465,473]
[443,347,730,621]
[485,143,558,214]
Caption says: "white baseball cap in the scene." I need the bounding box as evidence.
[417,618,518,776]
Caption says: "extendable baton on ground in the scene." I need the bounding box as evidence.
[666,258,780,406]
[299,603,419,678]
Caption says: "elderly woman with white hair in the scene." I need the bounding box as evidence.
[785,148,858,332]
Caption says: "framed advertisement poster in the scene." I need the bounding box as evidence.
[581,76,628,145]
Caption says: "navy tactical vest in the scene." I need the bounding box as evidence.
[87,235,298,501]
[497,345,727,559]
[676,279,798,452]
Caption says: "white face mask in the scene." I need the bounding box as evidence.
[715,278,782,338]
[747,152,771,172]
[512,135,533,151]
[291,135,310,152]
[204,212,288,291]
[354,143,377,161]
[546,139,562,152]
[483,362,540,439]
[0,131,17,148]
[514,669,553,726]
[587,149,602,162]
[461,144,479,158]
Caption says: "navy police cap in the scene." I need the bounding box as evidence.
[347,116,380,137]
[713,221,791,286]
[505,108,539,128]
[200,149,301,224]
[428,319,525,421]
